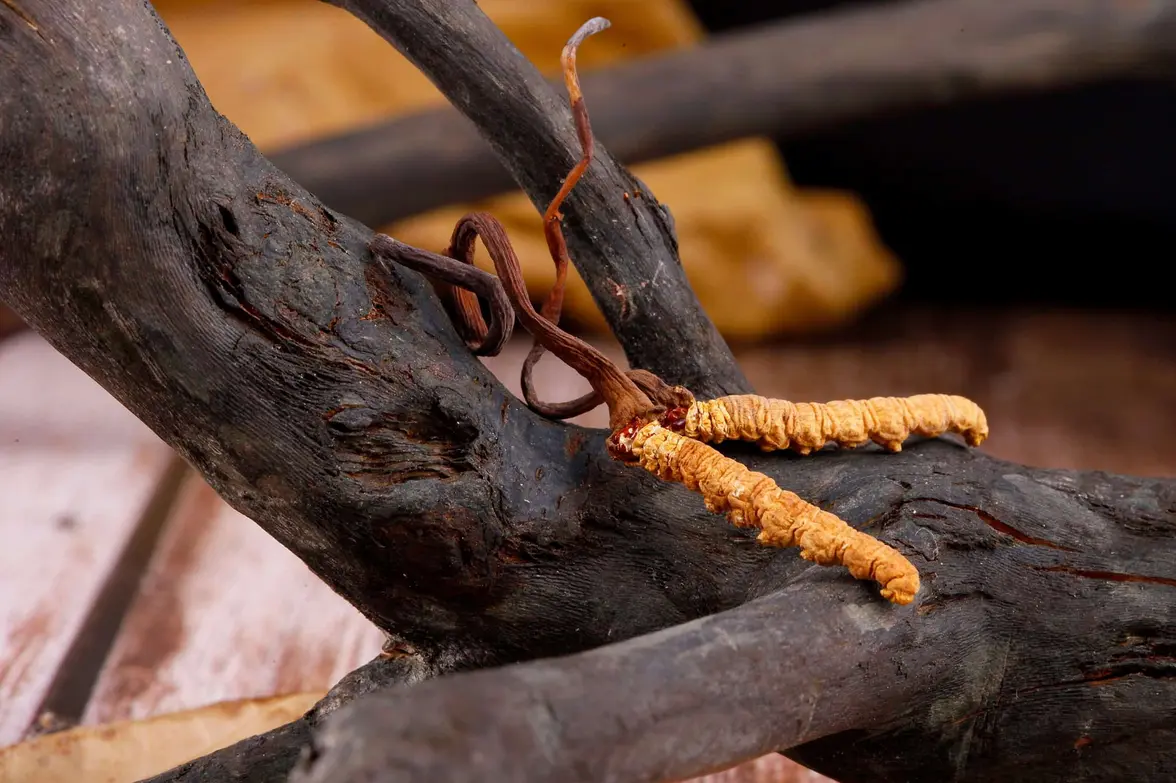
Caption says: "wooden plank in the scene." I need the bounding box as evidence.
[83,476,386,725]
[0,334,174,747]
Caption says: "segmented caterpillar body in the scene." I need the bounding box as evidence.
[385,15,996,608]
[618,422,920,604]
[678,393,988,455]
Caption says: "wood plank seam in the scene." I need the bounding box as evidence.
[20,456,193,741]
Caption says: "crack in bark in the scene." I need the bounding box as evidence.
[909,497,1078,551]
[1035,565,1176,589]
[1,0,39,32]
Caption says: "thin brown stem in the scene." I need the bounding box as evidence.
[372,18,621,421]
[522,17,609,419]
[369,234,513,356]
[374,18,688,427]
[449,212,654,430]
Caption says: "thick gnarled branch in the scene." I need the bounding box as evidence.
[291,446,1176,783]
[0,0,769,686]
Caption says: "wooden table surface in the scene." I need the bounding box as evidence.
[1,306,1172,782]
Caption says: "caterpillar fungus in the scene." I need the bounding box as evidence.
[610,421,921,604]
[370,17,991,606]
[663,393,989,454]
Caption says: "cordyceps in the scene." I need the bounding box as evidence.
[608,420,921,604]
[369,17,991,606]
[663,393,989,455]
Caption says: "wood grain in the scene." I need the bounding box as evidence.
[0,335,173,747]
[83,476,386,725]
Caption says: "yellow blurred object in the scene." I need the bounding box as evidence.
[154,0,901,341]
[0,693,319,782]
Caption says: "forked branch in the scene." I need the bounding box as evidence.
[1,2,1172,783]
[324,0,750,398]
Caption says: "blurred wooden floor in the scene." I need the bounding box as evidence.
[0,306,1173,781]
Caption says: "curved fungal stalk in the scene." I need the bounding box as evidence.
[370,234,514,357]
[445,212,658,431]
[664,393,989,455]
[522,16,610,420]
[611,422,921,604]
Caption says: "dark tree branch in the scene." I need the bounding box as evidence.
[322,0,749,398]
[3,0,767,682]
[278,0,1176,227]
[291,449,1176,783]
[2,2,1173,783]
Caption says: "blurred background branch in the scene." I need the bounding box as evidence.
[119,0,1176,345]
[3,0,1174,343]
[273,0,1176,226]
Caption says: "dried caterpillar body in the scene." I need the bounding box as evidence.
[614,422,920,604]
[398,17,937,605]
[677,393,988,455]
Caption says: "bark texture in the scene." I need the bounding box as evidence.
[293,452,1176,782]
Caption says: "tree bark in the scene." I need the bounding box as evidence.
[276,0,1176,227]
[1,1,1172,782]
[3,0,760,675]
